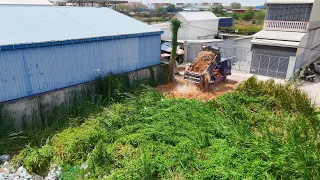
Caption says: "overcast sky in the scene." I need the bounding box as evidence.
[130,0,266,6]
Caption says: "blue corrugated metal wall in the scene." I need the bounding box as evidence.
[0,35,161,102]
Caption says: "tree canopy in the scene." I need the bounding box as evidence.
[155,6,165,14]
[167,4,176,12]
[242,6,255,21]
[230,2,241,9]
[211,4,226,17]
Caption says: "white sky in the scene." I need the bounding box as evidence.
[130,0,266,6]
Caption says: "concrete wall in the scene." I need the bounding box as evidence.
[309,0,320,29]
[297,28,320,68]
[0,64,170,130]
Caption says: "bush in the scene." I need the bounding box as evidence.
[219,25,262,35]
[13,82,320,179]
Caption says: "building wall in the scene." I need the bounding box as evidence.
[310,0,320,29]
[1,64,170,129]
[219,18,233,28]
[0,35,161,102]
[188,20,218,40]
[174,13,218,40]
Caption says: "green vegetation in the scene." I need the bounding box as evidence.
[242,7,255,21]
[230,2,241,9]
[11,77,320,179]
[166,4,176,12]
[0,69,170,155]
[138,17,170,23]
[169,18,181,82]
[255,10,266,24]
[219,24,263,35]
[155,6,165,15]
[211,4,227,17]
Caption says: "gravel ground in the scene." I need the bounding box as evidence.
[0,162,61,180]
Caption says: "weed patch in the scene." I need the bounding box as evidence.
[9,77,320,179]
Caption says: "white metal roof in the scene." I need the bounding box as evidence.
[152,22,171,30]
[177,39,223,44]
[253,30,306,42]
[0,6,161,46]
[266,0,314,4]
[177,11,218,22]
[0,0,52,5]
[251,39,300,48]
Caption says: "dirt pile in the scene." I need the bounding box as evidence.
[157,78,238,101]
[187,51,216,73]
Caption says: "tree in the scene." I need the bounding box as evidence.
[232,12,240,20]
[211,4,226,16]
[169,18,181,82]
[230,2,241,9]
[155,6,165,14]
[116,4,131,12]
[167,4,176,12]
[242,6,254,21]
[255,10,266,24]
[132,2,146,12]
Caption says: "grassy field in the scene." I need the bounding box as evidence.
[8,77,320,179]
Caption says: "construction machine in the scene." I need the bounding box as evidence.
[184,45,232,91]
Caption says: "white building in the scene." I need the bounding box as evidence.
[250,0,320,79]
[153,11,219,41]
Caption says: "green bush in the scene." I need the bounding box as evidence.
[219,25,262,35]
[12,80,320,179]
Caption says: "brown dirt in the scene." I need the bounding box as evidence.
[157,78,239,101]
[187,51,216,73]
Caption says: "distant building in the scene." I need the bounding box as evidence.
[153,11,219,41]
[149,1,221,7]
[250,0,320,79]
[0,6,162,102]
[218,17,233,28]
[53,0,127,7]
[228,8,260,13]
[0,0,52,5]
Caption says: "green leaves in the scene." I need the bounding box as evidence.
[13,84,320,179]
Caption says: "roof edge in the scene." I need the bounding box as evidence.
[266,0,314,4]
[0,31,163,52]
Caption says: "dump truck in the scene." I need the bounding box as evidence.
[184,45,232,91]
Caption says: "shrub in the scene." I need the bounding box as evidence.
[12,84,320,179]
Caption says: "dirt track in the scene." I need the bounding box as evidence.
[157,78,238,101]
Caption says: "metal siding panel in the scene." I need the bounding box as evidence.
[0,51,28,102]
[0,35,160,102]
[138,35,161,69]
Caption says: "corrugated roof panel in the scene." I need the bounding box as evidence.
[0,0,52,5]
[253,30,306,42]
[0,6,162,46]
[266,0,314,4]
[178,11,218,22]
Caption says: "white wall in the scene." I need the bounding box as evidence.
[160,26,172,41]
[309,0,320,29]
[297,28,320,68]
[187,20,219,40]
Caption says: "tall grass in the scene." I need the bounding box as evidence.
[12,78,320,179]
[0,72,162,155]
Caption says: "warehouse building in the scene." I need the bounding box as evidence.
[0,6,162,102]
[153,11,219,41]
